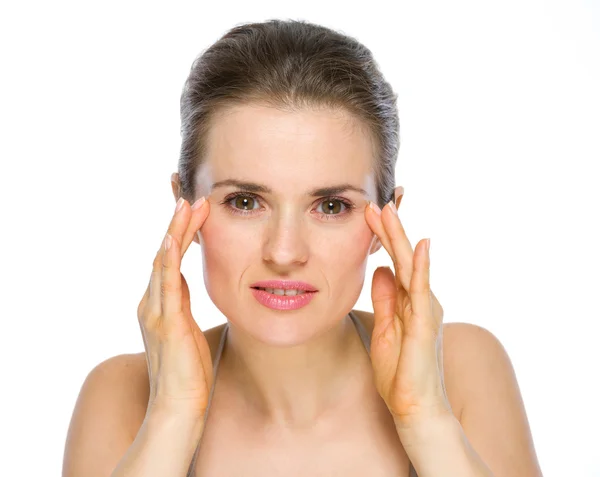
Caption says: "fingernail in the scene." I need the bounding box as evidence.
[164,233,172,251]
[368,201,381,215]
[387,200,397,214]
[191,196,206,210]
[426,238,431,252]
[175,197,184,213]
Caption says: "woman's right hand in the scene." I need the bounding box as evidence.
[137,196,212,419]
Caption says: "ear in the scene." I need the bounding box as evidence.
[171,172,181,202]
[368,185,404,255]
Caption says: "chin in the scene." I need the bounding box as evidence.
[253,297,337,347]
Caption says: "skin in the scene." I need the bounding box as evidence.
[171,103,404,427]
[137,101,539,476]
[62,98,542,477]
[167,103,415,474]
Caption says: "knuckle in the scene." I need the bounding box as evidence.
[153,251,163,270]
[137,297,161,323]
[137,298,146,320]
[138,306,161,326]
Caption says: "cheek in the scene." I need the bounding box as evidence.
[199,216,260,291]
[315,222,373,288]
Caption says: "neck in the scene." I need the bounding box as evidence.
[221,313,371,429]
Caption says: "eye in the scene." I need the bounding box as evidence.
[220,192,263,217]
[221,192,354,220]
[315,197,353,218]
[317,198,344,215]
[230,194,259,211]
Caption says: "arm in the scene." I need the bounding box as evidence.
[396,412,494,477]
[62,354,205,477]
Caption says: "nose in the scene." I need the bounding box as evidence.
[262,211,309,268]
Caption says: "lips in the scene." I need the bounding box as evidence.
[250,280,318,292]
[250,287,317,310]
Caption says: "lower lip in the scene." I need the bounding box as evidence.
[250,288,317,310]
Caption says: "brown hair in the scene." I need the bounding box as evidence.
[178,19,399,207]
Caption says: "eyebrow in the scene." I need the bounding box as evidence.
[210,179,368,197]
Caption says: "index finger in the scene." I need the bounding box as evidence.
[365,198,414,289]
[366,199,444,321]
[380,200,415,289]
[179,196,210,257]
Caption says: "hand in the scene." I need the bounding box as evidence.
[136,196,213,418]
[365,195,452,430]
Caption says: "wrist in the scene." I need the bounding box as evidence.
[147,402,206,420]
[146,403,206,436]
[393,410,458,449]
[148,397,208,421]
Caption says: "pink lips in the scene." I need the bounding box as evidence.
[250,280,318,310]
[250,280,318,291]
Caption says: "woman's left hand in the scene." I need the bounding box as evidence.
[365,194,453,431]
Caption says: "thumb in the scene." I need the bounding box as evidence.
[370,266,401,393]
[371,266,398,337]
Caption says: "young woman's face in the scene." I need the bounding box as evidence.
[195,103,380,345]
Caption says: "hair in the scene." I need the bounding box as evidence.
[178,19,399,207]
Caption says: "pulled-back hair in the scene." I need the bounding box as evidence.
[178,19,399,207]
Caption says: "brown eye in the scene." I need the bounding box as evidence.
[318,199,344,215]
[233,195,256,210]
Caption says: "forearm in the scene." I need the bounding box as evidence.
[395,413,494,477]
[111,409,204,477]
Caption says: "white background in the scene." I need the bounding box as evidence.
[1,0,599,475]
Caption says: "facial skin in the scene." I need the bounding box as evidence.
[171,103,400,425]
[193,103,383,342]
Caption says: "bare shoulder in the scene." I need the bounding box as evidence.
[436,322,543,475]
[70,322,229,453]
[64,322,229,476]
[352,310,542,475]
[64,328,222,477]
[62,353,151,476]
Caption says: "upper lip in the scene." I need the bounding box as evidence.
[250,280,318,292]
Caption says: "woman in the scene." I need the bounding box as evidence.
[62,19,542,477]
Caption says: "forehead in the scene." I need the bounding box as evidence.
[198,103,377,196]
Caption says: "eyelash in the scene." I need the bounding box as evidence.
[220,192,355,221]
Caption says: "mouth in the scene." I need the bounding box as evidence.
[251,287,312,296]
[249,284,318,310]
[249,280,318,293]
